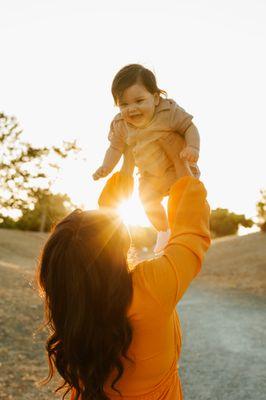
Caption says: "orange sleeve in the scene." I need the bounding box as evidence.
[137,176,210,314]
[98,171,134,209]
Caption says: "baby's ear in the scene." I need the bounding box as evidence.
[154,92,160,106]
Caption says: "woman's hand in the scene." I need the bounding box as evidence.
[158,136,193,179]
[174,160,194,179]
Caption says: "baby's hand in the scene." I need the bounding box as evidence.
[180,146,199,163]
[92,166,109,180]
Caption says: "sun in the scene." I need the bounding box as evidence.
[117,195,150,227]
[54,158,153,227]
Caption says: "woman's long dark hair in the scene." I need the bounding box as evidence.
[37,209,134,399]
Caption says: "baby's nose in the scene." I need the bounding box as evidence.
[128,104,138,114]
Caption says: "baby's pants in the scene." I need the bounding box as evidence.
[138,166,177,231]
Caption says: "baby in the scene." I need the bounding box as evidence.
[93,64,200,253]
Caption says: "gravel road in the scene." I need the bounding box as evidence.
[178,281,266,400]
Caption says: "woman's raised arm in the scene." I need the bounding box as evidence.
[136,175,211,314]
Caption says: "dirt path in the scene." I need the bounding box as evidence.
[0,262,59,400]
[178,282,266,400]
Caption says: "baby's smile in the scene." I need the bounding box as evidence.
[129,113,143,120]
[118,83,159,129]
[128,113,151,128]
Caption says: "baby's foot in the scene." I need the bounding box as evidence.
[154,229,171,254]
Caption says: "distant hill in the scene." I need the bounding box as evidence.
[0,228,265,294]
[201,232,266,294]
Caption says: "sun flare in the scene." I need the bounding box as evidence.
[117,196,150,227]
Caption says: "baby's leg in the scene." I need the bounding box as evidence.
[139,178,168,232]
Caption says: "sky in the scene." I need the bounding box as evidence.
[1,0,266,227]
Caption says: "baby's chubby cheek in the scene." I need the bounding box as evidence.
[131,107,156,127]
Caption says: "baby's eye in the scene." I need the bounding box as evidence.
[137,99,144,103]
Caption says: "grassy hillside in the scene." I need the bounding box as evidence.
[201,232,266,294]
[0,228,265,293]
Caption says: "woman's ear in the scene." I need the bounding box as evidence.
[154,92,160,106]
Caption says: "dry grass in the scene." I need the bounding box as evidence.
[0,228,265,399]
[201,232,266,294]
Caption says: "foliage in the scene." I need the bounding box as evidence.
[0,112,80,218]
[210,208,253,238]
[256,189,266,232]
[15,189,74,232]
[0,215,18,229]
[0,112,48,212]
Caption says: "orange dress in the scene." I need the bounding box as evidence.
[72,174,210,399]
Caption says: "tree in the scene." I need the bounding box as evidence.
[0,112,48,213]
[210,208,253,238]
[16,189,74,232]
[256,189,266,232]
[0,112,80,220]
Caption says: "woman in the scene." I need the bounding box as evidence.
[37,155,210,400]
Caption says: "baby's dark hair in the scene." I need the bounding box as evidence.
[111,64,167,105]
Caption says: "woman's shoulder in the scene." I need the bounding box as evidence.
[129,258,152,284]
[130,256,163,290]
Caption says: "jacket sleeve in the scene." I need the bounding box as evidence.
[98,171,134,209]
[136,176,210,314]
[169,103,193,136]
[108,118,127,153]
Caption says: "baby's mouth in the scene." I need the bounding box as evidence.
[127,114,146,126]
[130,114,142,120]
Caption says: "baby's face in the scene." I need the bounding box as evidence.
[117,83,159,128]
